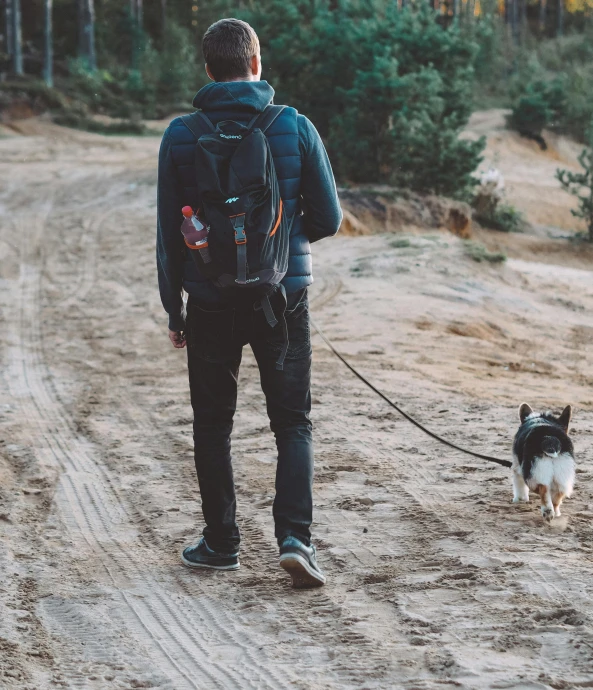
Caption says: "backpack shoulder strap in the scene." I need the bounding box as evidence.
[246,105,287,134]
[181,111,215,140]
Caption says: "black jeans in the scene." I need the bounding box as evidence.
[185,288,313,553]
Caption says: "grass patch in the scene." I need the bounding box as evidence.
[464,241,507,264]
[390,237,413,248]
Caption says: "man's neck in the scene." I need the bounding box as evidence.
[219,76,259,83]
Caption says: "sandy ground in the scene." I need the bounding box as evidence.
[1,116,593,689]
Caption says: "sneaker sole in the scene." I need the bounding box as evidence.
[279,553,326,588]
[180,553,240,571]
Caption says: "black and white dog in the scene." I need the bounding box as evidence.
[512,403,575,522]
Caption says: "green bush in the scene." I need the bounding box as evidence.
[508,77,567,144]
[509,69,593,144]
[464,241,507,263]
[475,202,525,232]
[390,238,413,248]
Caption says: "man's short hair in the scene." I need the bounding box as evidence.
[202,18,260,82]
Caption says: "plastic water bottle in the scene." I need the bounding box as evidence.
[181,206,209,247]
[181,206,211,264]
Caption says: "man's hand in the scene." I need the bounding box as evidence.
[168,329,187,349]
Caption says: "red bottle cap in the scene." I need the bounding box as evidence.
[182,206,194,218]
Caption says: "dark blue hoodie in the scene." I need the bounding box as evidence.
[157,80,342,331]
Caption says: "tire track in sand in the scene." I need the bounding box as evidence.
[5,197,292,689]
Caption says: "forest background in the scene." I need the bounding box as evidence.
[1,0,593,205]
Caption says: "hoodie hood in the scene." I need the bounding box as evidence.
[192,80,275,114]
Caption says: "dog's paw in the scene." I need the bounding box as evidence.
[512,496,529,504]
[541,507,554,522]
[554,506,562,517]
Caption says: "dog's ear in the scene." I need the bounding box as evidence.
[558,405,572,431]
[519,403,533,423]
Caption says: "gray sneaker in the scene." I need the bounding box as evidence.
[279,536,326,588]
[181,538,239,571]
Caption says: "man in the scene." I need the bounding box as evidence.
[157,18,341,588]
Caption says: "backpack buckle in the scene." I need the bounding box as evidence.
[230,214,247,245]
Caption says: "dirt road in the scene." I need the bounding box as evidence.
[1,119,593,689]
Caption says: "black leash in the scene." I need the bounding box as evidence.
[311,317,512,469]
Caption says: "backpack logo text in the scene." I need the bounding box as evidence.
[220,133,242,140]
[225,197,239,204]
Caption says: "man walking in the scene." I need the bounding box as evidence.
[157,18,341,588]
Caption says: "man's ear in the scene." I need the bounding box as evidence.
[205,64,215,81]
[251,53,261,78]
[519,403,533,423]
[558,405,572,431]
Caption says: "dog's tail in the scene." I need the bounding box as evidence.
[541,436,562,458]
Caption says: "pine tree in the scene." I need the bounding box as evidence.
[556,130,593,241]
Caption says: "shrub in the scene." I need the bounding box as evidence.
[472,167,525,232]
[476,202,525,232]
[508,77,567,147]
[390,238,413,248]
[464,241,507,263]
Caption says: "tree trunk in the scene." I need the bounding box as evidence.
[78,0,96,71]
[161,0,167,35]
[589,151,593,242]
[130,0,143,70]
[589,185,593,242]
[511,0,520,44]
[557,0,564,36]
[43,0,53,87]
[11,0,23,75]
[520,0,527,41]
[129,0,142,28]
[539,0,547,34]
[5,0,13,58]
[453,0,460,19]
